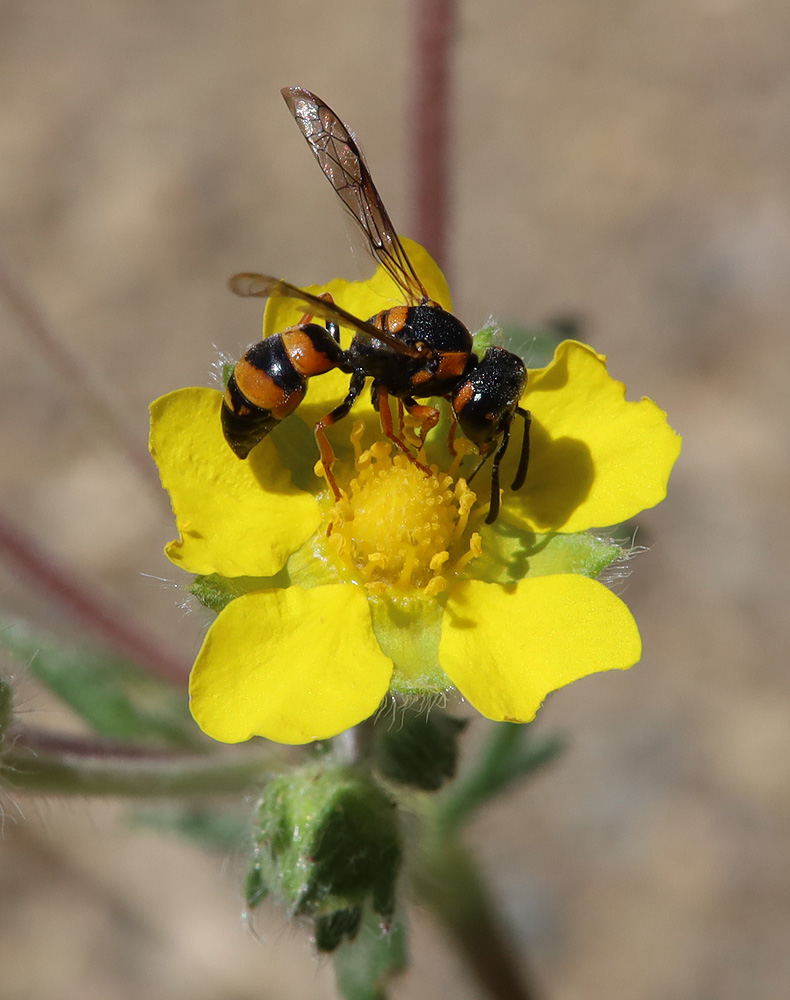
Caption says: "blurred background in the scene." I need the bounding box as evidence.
[1,1,788,997]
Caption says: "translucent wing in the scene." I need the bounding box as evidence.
[281,86,430,307]
[228,272,420,357]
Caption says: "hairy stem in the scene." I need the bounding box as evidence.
[415,827,542,1000]
[2,725,274,796]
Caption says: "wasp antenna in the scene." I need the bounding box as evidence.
[511,407,531,491]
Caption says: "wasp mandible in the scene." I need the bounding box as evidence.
[222,87,531,523]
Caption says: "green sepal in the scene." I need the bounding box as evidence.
[375,709,467,791]
[499,322,565,368]
[0,624,198,748]
[472,321,499,355]
[367,594,449,699]
[473,523,624,586]
[253,764,402,944]
[472,321,565,369]
[315,906,364,953]
[333,911,408,999]
[191,573,276,614]
[190,530,341,615]
[244,857,270,909]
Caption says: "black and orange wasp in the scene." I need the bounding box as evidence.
[222,87,531,523]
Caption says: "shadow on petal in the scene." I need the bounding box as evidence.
[502,418,594,531]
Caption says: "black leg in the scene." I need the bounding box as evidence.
[511,407,531,491]
[314,368,367,498]
[485,420,511,524]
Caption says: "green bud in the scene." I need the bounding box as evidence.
[252,764,402,952]
[375,710,467,791]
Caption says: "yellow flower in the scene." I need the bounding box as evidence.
[150,239,681,745]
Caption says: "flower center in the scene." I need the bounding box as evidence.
[324,423,482,597]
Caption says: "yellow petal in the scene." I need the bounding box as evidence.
[150,387,320,577]
[440,575,641,722]
[501,341,682,532]
[262,237,452,422]
[189,584,393,744]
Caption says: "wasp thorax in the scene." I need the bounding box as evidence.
[326,423,482,597]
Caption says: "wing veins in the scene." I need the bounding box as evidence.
[228,273,420,357]
[282,87,430,306]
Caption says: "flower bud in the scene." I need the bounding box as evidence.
[248,764,402,951]
[375,710,467,791]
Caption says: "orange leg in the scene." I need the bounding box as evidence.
[404,398,441,442]
[298,292,336,330]
[313,422,341,500]
[377,387,431,475]
[447,416,458,456]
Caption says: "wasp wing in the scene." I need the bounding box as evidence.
[281,86,429,307]
[228,272,420,357]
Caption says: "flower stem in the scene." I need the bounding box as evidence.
[2,725,274,796]
[0,254,161,493]
[0,508,190,686]
[415,825,542,1000]
[411,0,457,274]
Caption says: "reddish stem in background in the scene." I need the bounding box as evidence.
[411,0,457,277]
[0,255,161,493]
[0,508,189,686]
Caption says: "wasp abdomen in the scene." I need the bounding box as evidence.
[222,323,345,460]
[221,334,303,459]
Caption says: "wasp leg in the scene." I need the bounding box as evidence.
[397,398,406,435]
[298,292,340,343]
[375,386,431,475]
[484,420,511,525]
[314,368,366,499]
[404,396,441,444]
[447,416,459,456]
[511,406,531,491]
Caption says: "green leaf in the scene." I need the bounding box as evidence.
[0,624,199,748]
[437,722,566,833]
[333,911,408,1000]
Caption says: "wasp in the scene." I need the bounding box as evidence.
[222,87,531,523]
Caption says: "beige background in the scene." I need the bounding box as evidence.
[1,2,788,998]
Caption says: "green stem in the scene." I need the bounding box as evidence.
[414,826,542,1000]
[2,725,275,796]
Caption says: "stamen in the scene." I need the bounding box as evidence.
[448,438,477,479]
[322,424,485,596]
